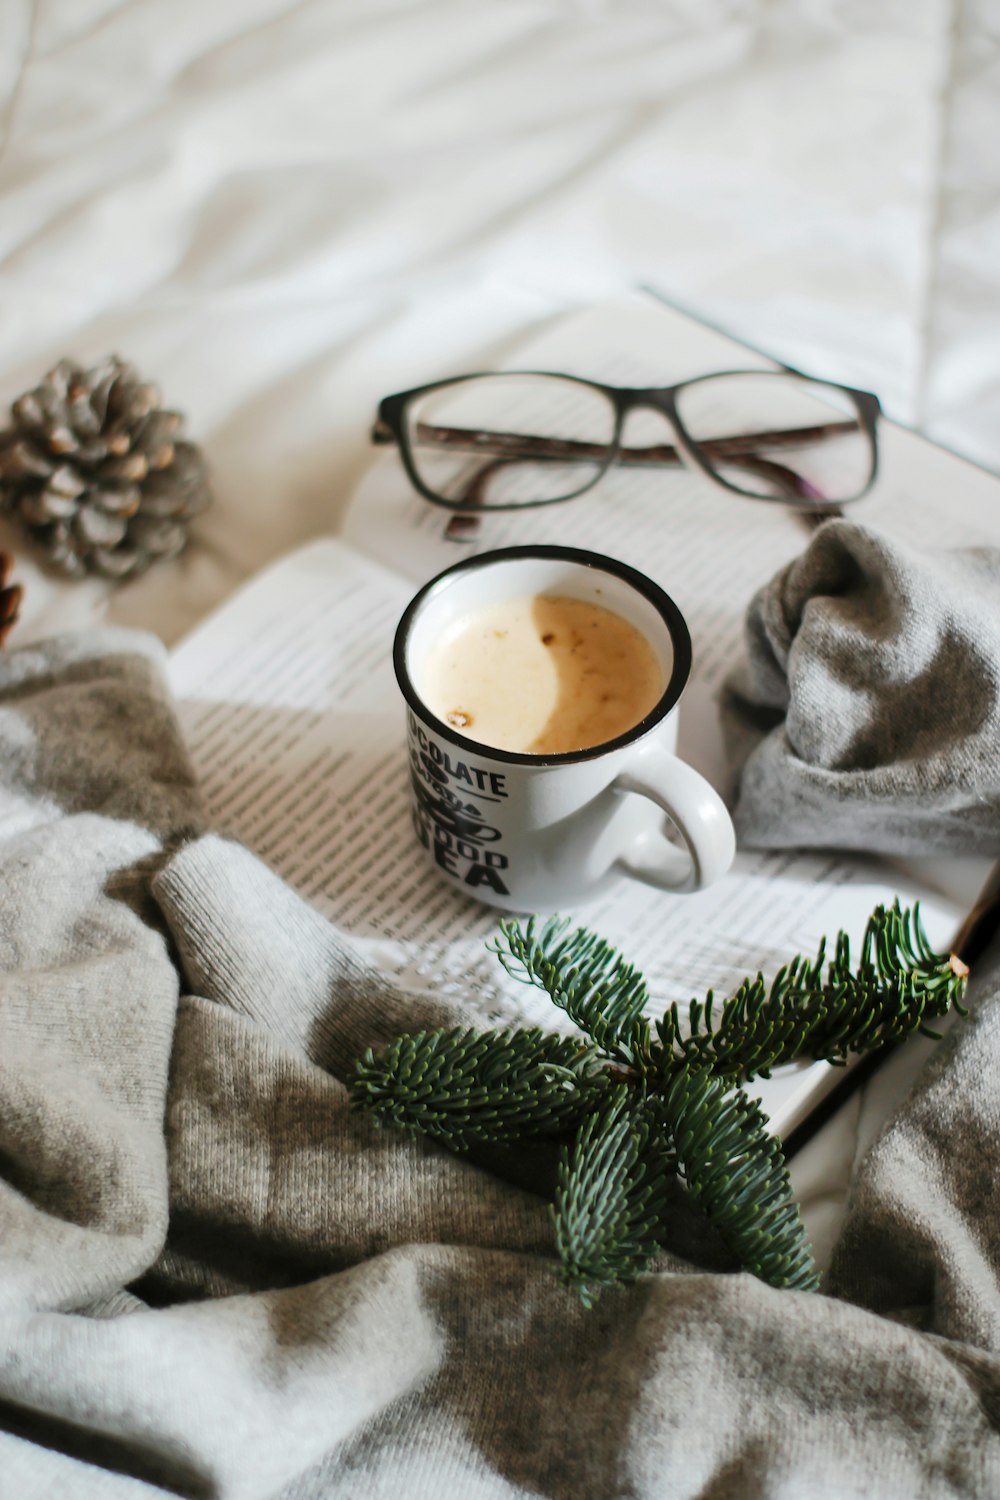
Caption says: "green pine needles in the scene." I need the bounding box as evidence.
[350,901,968,1306]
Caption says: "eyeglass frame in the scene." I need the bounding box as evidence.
[372,367,882,514]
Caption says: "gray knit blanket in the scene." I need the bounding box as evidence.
[725,520,1000,855]
[2,523,1000,1499]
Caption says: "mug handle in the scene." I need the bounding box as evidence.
[611,741,736,893]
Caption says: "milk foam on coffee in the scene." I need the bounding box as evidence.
[420,593,666,755]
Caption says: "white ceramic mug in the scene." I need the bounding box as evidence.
[393,546,735,912]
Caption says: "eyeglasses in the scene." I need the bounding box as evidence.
[373,368,880,530]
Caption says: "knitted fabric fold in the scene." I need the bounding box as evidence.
[2,623,1000,1499]
[724,521,1000,856]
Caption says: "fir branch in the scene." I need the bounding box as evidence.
[553,1085,674,1307]
[350,1026,597,1150]
[490,915,652,1066]
[656,901,968,1083]
[660,1064,819,1292]
[351,898,968,1307]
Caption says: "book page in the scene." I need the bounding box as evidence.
[168,535,971,1138]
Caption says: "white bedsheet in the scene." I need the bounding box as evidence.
[2,0,998,645]
[1,0,997,1263]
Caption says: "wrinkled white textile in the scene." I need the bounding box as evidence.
[1,0,998,651]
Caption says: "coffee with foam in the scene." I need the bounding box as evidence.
[420,593,666,756]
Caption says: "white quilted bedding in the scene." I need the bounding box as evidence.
[2,0,998,645]
[1,0,997,1259]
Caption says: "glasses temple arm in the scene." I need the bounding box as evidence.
[440,448,836,530]
[408,419,859,468]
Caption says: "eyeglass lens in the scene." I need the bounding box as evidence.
[675,373,872,504]
[403,374,617,508]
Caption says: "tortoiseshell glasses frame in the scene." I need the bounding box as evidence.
[372,367,881,530]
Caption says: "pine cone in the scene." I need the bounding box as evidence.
[0,356,212,578]
[0,551,22,646]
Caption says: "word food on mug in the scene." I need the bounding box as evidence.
[421,594,666,755]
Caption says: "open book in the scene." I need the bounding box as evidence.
[168,294,996,1138]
